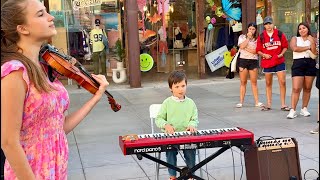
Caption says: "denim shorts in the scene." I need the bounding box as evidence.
[291,58,317,77]
[263,63,286,73]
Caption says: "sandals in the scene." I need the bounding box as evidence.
[281,106,291,111]
[255,102,264,108]
[261,105,272,111]
[237,102,264,108]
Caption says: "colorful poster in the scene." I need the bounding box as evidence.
[101,13,119,30]
[205,45,228,72]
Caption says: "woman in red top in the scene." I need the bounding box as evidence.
[256,16,290,111]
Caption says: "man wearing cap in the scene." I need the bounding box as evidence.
[256,16,290,111]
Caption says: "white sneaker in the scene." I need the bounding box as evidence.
[287,109,297,119]
[310,124,319,134]
[300,107,311,117]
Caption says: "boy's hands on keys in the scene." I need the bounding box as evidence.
[186,126,197,133]
[164,124,175,134]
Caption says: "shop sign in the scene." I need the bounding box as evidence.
[73,0,102,10]
[205,45,228,72]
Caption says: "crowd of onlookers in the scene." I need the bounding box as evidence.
[235,16,319,134]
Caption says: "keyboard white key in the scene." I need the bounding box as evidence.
[138,127,240,139]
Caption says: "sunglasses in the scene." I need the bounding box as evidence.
[270,37,274,45]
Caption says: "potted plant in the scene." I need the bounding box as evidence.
[114,39,125,69]
[112,39,127,83]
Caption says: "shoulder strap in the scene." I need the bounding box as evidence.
[101,29,106,37]
[260,32,264,42]
[260,30,282,42]
[278,30,282,40]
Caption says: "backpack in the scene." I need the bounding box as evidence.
[260,30,283,43]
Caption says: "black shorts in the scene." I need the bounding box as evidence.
[291,58,317,77]
[238,59,259,71]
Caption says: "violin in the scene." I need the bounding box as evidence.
[40,44,121,112]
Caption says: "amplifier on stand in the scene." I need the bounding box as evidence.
[244,137,302,180]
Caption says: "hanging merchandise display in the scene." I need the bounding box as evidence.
[232,22,242,32]
[221,0,241,21]
[137,0,147,32]
[158,26,168,67]
[148,13,162,24]
[256,13,263,25]
[161,51,167,67]
[208,24,214,31]
[174,27,184,48]
[215,6,224,17]
[157,0,169,39]
[207,0,214,7]
[211,17,216,25]
[223,50,232,67]
[206,16,211,23]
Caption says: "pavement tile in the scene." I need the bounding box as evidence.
[299,158,319,180]
[76,142,135,168]
[84,163,147,180]
[68,145,83,170]
[67,169,85,180]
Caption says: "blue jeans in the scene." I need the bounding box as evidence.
[166,149,196,177]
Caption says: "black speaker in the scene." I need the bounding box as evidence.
[244,137,302,180]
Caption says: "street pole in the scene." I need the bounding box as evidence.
[125,0,141,88]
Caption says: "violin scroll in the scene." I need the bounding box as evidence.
[108,97,121,112]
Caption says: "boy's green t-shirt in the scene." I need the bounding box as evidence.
[155,96,199,132]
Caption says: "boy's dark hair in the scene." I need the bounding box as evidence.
[168,70,187,88]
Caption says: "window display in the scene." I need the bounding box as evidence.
[49,0,123,78]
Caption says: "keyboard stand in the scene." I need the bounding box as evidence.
[138,145,238,180]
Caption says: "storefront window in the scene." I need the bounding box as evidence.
[203,0,242,75]
[256,0,266,34]
[47,0,122,77]
[271,0,305,41]
[138,0,198,76]
[271,0,305,71]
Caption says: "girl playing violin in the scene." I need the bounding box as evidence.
[1,0,109,179]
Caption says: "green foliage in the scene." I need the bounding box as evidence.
[115,39,125,62]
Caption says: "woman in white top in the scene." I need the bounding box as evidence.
[287,22,317,119]
[236,23,263,108]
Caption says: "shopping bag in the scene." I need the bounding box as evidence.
[231,51,240,72]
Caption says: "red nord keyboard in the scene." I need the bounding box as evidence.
[119,127,254,155]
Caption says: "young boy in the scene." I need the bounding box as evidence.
[155,70,199,180]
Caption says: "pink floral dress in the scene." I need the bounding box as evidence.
[1,60,70,180]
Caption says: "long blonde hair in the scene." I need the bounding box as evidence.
[1,0,54,93]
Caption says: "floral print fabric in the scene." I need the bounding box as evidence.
[1,60,70,180]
